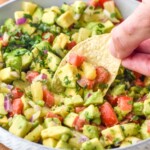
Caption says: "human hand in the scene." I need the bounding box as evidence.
[109,0,150,76]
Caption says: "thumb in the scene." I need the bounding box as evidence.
[109,1,150,59]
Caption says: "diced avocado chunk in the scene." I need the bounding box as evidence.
[120,137,141,148]
[72,1,87,14]
[32,7,43,23]
[52,105,74,118]
[41,126,72,140]
[101,125,125,146]
[21,23,36,35]
[22,52,32,70]
[80,105,100,122]
[0,93,7,115]
[35,41,51,51]
[140,120,150,139]
[64,95,84,106]
[0,67,20,83]
[44,6,61,15]
[103,20,114,33]
[114,106,129,121]
[22,2,37,14]
[81,138,104,150]
[0,116,8,127]
[4,53,22,71]
[46,52,61,72]
[65,88,78,97]
[58,63,78,88]
[83,125,99,139]
[72,28,91,43]
[143,98,150,117]
[121,123,140,137]
[84,90,103,106]
[42,11,57,25]
[56,11,75,28]
[53,33,70,50]
[9,115,32,137]
[24,124,43,142]
[55,140,72,149]
[31,81,43,101]
[4,18,15,32]
[61,4,72,12]
[13,80,29,91]
[44,118,61,128]
[110,84,125,96]
[133,102,144,116]
[43,138,57,148]
[64,112,78,128]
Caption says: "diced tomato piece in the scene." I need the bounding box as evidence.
[118,96,133,112]
[43,88,55,107]
[96,66,110,84]
[133,71,142,79]
[106,94,118,106]
[73,116,87,131]
[68,53,85,67]
[11,87,24,99]
[75,106,86,113]
[12,98,23,115]
[0,37,8,47]
[66,41,76,50]
[42,32,55,44]
[89,0,108,8]
[77,77,95,89]
[100,102,118,127]
[147,120,150,133]
[134,79,145,87]
[46,112,63,122]
[26,71,39,83]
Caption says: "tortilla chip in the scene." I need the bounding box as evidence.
[51,34,121,94]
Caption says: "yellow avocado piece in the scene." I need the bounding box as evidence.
[56,11,75,28]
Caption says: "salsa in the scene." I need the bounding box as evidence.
[0,0,150,150]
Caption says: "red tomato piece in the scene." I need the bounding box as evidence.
[73,116,87,131]
[96,66,110,84]
[100,102,118,127]
[89,0,108,8]
[117,96,133,112]
[0,37,8,47]
[11,87,24,99]
[68,53,85,67]
[12,98,23,115]
[66,41,76,50]
[43,88,55,107]
[46,112,63,122]
[147,120,150,133]
[75,106,86,113]
[106,94,118,106]
[42,32,55,44]
[134,79,145,87]
[77,77,95,89]
[26,71,39,83]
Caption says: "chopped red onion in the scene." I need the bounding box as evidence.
[43,50,48,55]
[16,18,27,25]
[78,135,89,143]
[7,84,14,90]
[87,93,92,98]
[41,73,47,79]
[4,96,12,112]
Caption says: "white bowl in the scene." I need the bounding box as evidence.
[0,0,150,150]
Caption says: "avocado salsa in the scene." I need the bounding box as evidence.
[0,0,150,149]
